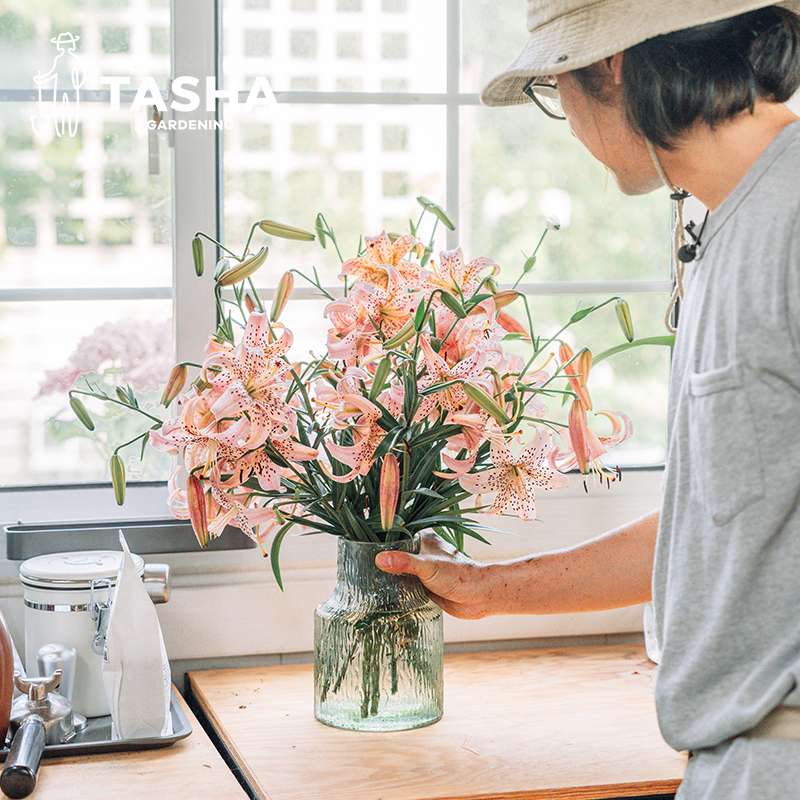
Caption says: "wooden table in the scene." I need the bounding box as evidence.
[16,690,248,799]
[187,644,686,800]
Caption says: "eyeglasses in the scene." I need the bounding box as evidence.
[523,78,565,121]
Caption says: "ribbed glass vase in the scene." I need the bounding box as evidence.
[314,536,444,731]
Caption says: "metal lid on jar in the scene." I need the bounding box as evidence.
[19,550,144,591]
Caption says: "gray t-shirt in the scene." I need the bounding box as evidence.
[653,119,800,758]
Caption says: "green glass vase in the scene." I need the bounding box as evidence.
[314,536,444,731]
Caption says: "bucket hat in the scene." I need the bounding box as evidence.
[481,0,800,107]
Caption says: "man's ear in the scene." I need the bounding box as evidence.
[606,52,624,87]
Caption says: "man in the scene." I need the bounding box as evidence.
[377,2,800,796]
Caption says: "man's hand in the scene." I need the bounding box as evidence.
[375,509,660,619]
[375,533,495,619]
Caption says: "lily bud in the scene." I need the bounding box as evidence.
[493,290,519,309]
[69,395,95,431]
[463,383,511,426]
[615,298,635,342]
[217,247,269,287]
[161,363,188,406]
[576,348,592,388]
[383,318,417,349]
[315,214,327,249]
[522,255,537,273]
[438,291,467,319]
[191,236,204,276]
[110,453,126,505]
[416,196,456,230]
[379,454,400,531]
[568,399,591,475]
[187,474,210,548]
[244,286,259,314]
[270,271,294,322]
[559,343,593,410]
[214,257,234,281]
[484,277,499,294]
[258,220,316,241]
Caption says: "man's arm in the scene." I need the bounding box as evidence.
[375,509,660,619]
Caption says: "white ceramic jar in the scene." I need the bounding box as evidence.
[20,550,144,718]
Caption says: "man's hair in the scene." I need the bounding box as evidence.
[575,6,800,149]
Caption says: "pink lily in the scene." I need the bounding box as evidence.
[340,231,425,289]
[324,394,386,481]
[348,265,420,340]
[415,336,494,421]
[425,247,499,301]
[549,399,633,476]
[201,316,298,448]
[458,428,568,521]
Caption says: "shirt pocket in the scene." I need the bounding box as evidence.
[687,362,765,527]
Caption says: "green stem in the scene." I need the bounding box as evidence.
[70,389,163,425]
[511,229,548,291]
[195,231,238,259]
[112,430,150,455]
[240,221,261,261]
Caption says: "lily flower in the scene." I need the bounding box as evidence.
[425,247,499,301]
[458,428,568,520]
[325,394,387,481]
[415,336,494,421]
[549,399,633,476]
[348,265,419,340]
[340,231,425,289]
[201,314,298,448]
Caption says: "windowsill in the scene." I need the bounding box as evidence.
[0,468,664,664]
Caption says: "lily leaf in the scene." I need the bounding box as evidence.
[270,522,295,591]
[593,335,675,365]
[416,196,456,231]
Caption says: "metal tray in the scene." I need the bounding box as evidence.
[5,518,256,560]
[0,689,192,759]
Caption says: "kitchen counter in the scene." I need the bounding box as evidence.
[6,690,248,799]
[187,644,686,800]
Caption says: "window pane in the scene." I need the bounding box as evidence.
[460,0,530,95]
[222,0,447,94]
[0,300,173,485]
[0,1,170,89]
[223,103,447,286]
[0,0,174,488]
[461,105,670,282]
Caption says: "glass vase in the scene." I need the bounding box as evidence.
[314,536,444,731]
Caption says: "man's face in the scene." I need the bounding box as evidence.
[555,70,663,196]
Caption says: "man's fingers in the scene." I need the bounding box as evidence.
[375,550,439,583]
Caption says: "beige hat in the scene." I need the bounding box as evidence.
[481,0,800,107]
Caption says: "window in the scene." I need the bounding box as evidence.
[2,0,672,498]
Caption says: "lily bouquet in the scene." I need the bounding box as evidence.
[70,198,653,586]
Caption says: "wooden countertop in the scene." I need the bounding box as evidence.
[188,644,686,800]
[16,690,248,799]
